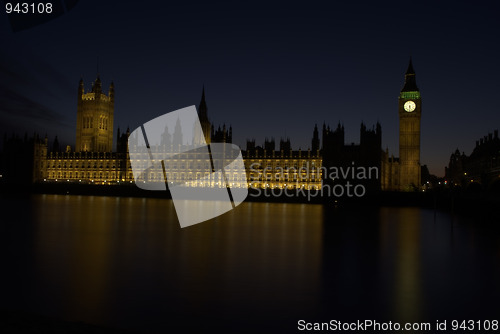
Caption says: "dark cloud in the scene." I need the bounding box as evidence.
[0,85,70,127]
[0,39,74,138]
[0,46,73,100]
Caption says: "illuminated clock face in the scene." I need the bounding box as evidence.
[404,100,416,112]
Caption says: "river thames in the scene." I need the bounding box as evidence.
[1,195,499,332]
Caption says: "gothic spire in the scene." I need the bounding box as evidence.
[405,57,415,75]
[198,86,209,122]
[401,57,419,92]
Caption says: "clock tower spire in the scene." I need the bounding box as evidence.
[398,57,421,190]
[402,57,419,91]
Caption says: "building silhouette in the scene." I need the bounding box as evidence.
[321,121,382,192]
[11,59,423,192]
[0,133,47,185]
[445,130,500,187]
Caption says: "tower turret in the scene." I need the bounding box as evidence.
[78,77,84,100]
[93,75,102,95]
[75,75,114,152]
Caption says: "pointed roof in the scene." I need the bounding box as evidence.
[401,57,419,92]
[198,86,209,122]
[92,75,102,93]
[405,57,415,75]
[200,86,207,108]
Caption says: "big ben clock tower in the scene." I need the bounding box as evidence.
[398,58,421,191]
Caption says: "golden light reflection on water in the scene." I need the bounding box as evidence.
[171,201,324,311]
[380,207,423,323]
[10,195,500,330]
[32,195,324,323]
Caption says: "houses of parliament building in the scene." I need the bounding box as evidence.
[11,59,422,193]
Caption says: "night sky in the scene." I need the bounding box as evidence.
[1,1,499,176]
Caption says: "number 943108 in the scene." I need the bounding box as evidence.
[5,2,53,14]
[451,320,498,331]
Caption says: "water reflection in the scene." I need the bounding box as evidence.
[320,205,500,324]
[26,195,324,331]
[380,208,423,322]
[0,195,499,331]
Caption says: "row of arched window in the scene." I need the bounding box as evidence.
[82,115,109,130]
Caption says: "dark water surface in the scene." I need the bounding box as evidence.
[1,195,499,332]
